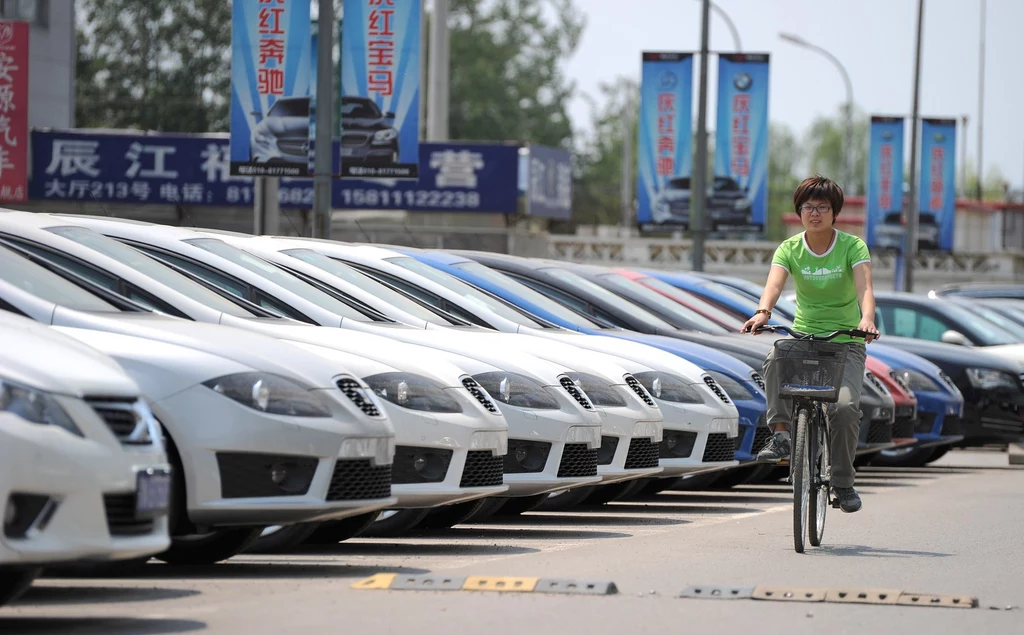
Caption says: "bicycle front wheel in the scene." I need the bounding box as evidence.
[792,407,810,554]
[808,408,830,547]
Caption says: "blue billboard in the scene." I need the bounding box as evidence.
[636,52,693,229]
[30,131,520,214]
[340,0,421,179]
[714,53,769,232]
[524,145,573,220]
[229,0,313,177]
[865,116,905,250]
[919,118,957,251]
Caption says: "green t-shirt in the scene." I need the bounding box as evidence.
[772,230,871,344]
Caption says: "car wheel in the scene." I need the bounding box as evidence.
[360,509,431,538]
[156,528,264,565]
[581,480,644,505]
[418,499,489,530]
[639,477,681,496]
[0,568,39,607]
[304,512,381,545]
[246,523,322,554]
[869,446,939,469]
[711,465,765,489]
[533,486,597,512]
[671,471,723,490]
[491,494,549,516]
[458,497,507,522]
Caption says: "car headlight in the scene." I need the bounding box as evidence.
[0,377,83,437]
[254,130,275,146]
[363,372,463,414]
[632,371,704,404]
[887,369,913,394]
[733,196,752,210]
[965,368,1019,391]
[705,370,754,401]
[894,369,942,392]
[567,372,627,407]
[372,129,398,144]
[203,372,332,417]
[472,372,559,410]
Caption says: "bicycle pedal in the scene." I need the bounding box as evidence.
[830,500,841,509]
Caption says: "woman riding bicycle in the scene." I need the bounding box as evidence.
[742,174,880,514]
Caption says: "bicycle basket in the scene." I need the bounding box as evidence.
[773,338,850,403]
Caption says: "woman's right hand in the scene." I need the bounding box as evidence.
[741,312,770,335]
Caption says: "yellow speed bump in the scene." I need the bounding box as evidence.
[825,588,902,605]
[898,593,979,609]
[351,573,397,590]
[464,576,539,593]
[753,586,827,602]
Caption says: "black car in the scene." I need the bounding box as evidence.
[650,176,753,230]
[873,291,1022,347]
[338,96,400,166]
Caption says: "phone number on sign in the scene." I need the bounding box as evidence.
[338,188,482,209]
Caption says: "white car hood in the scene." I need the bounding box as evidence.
[532,331,709,384]
[0,311,139,398]
[982,344,1024,368]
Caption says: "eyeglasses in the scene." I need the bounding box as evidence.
[800,204,832,215]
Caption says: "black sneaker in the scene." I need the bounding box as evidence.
[756,432,791,463]
[832,486,862,513]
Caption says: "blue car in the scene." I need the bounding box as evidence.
[401,249,770,465]
[643,270,790,325]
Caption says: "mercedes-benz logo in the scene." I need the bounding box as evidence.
[733,72,752,92]
[881,130,894,140]
[658,71,678,90]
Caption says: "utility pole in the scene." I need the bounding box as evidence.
[960,114,969,196]
[902,0,925,293]
[312,0,334,238]
[976,0,986,201]
[691,0,711,272]
[427,0,449,140]
[620,110,633,232]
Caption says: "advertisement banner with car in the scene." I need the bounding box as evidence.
[636,52,693,229]
[0,21,28,203]
[919,118,957,251]
[339,0,421,179]
[229,0,313,177]
[30,130,520,213]
[523,145,573,220]
[865,116,905,250]
[714,53,769,232]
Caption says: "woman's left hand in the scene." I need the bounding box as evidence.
[857,319,881,343]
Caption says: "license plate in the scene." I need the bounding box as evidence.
[136,469,171,518]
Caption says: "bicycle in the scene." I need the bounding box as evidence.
[750,324,869,553]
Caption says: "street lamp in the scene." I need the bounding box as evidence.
[779,32,855,193]
[694,0,741,51]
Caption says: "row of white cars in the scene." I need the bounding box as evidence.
[0,210,745,605]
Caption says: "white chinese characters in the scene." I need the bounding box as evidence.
[431,150,484,189]
[125,142,179,179]
[45,140,102,178]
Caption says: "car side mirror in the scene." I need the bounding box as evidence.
[385,111,396,119]
[940,330,972,346]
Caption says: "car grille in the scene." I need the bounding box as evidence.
[866,420,893,444]
[556,443,598,477]
[750,372,766,391]
[941,415,963,436]
[337,378,382,417]
[462,377,499,414]
[103,493,155,537]
[277,137,307,156]
[915,411,937,434]
[342,132,371,146]
[661,431,697,458]
[560,376,593,410]
[702,433,735,462]
[86,397,149,445]
[326,459,392,501]
[624,438,660,469]
[703,376,731,404]
[624,375,656,407]
[216,453,318,498]
[459,451,504,487]
[893,416,916,439]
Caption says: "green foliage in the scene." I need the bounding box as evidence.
[76,0,232,133]
[803,104,869,196]
[768,122,799,240]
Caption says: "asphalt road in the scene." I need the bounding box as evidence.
[3,449,1022,635]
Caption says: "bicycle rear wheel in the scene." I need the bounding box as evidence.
[808,408,830,547]
[792,407,810,554]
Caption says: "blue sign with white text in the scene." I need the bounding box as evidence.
[636,52,693,228]
[919,118,957,251]
[229,0,313,177]
[30,131,520,214]
[524,145,572,220]
[340,0,421,179]
[865,116,905,250]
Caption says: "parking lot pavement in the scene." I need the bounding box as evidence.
[3,450,1023,635]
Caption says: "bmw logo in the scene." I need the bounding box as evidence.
[733,72,752,91]
[881,130,893,140]
[934,133,946,142]
[659,71,678,90]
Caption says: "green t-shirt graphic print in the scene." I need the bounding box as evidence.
[771,230,871,344]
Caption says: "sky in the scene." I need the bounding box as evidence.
[563,0,1024,191]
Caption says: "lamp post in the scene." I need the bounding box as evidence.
[976,0,986,201]
[694,0,741,51]
[779,32,854,193]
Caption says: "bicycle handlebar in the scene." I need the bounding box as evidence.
[745,324,873,341]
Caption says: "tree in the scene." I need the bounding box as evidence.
[76,0,232,132]
[803,104,869,196]
[767,122,800,240]
[447,0,584,148]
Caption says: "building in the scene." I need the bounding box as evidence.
[1,0,75,129]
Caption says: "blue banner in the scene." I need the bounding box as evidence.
[340,0,421,179]
[636,52,693,228]
[714,53,769,232]
[230,0,313,177]
[524,145,572,220]
[919,118,957,251]
[865,116,905,250]
[30,131,520,214]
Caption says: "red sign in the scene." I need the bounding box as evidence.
[730,94,751,176]
[655,90,676,176]
[256,0,286,95]
[0,21,27,203]
[367,0,397,97]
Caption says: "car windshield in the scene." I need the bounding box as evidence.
[957,302,1024,340]
[543,267,678,331]
[714,178,741,191]
[452,260,603,329]
[47,226,256,318]
[667,178,690,189]
[268,98,309,118]
[184,238,375,322]
[934,301,1021,345]
[636,276,747,330]
[597,273,727,333]
[281,248,456,326]
[0,244,120,313]
[385,256,546,328]
[341,99,381,119]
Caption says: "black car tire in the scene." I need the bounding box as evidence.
[304,512,381,545]
[0,568,39,607]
